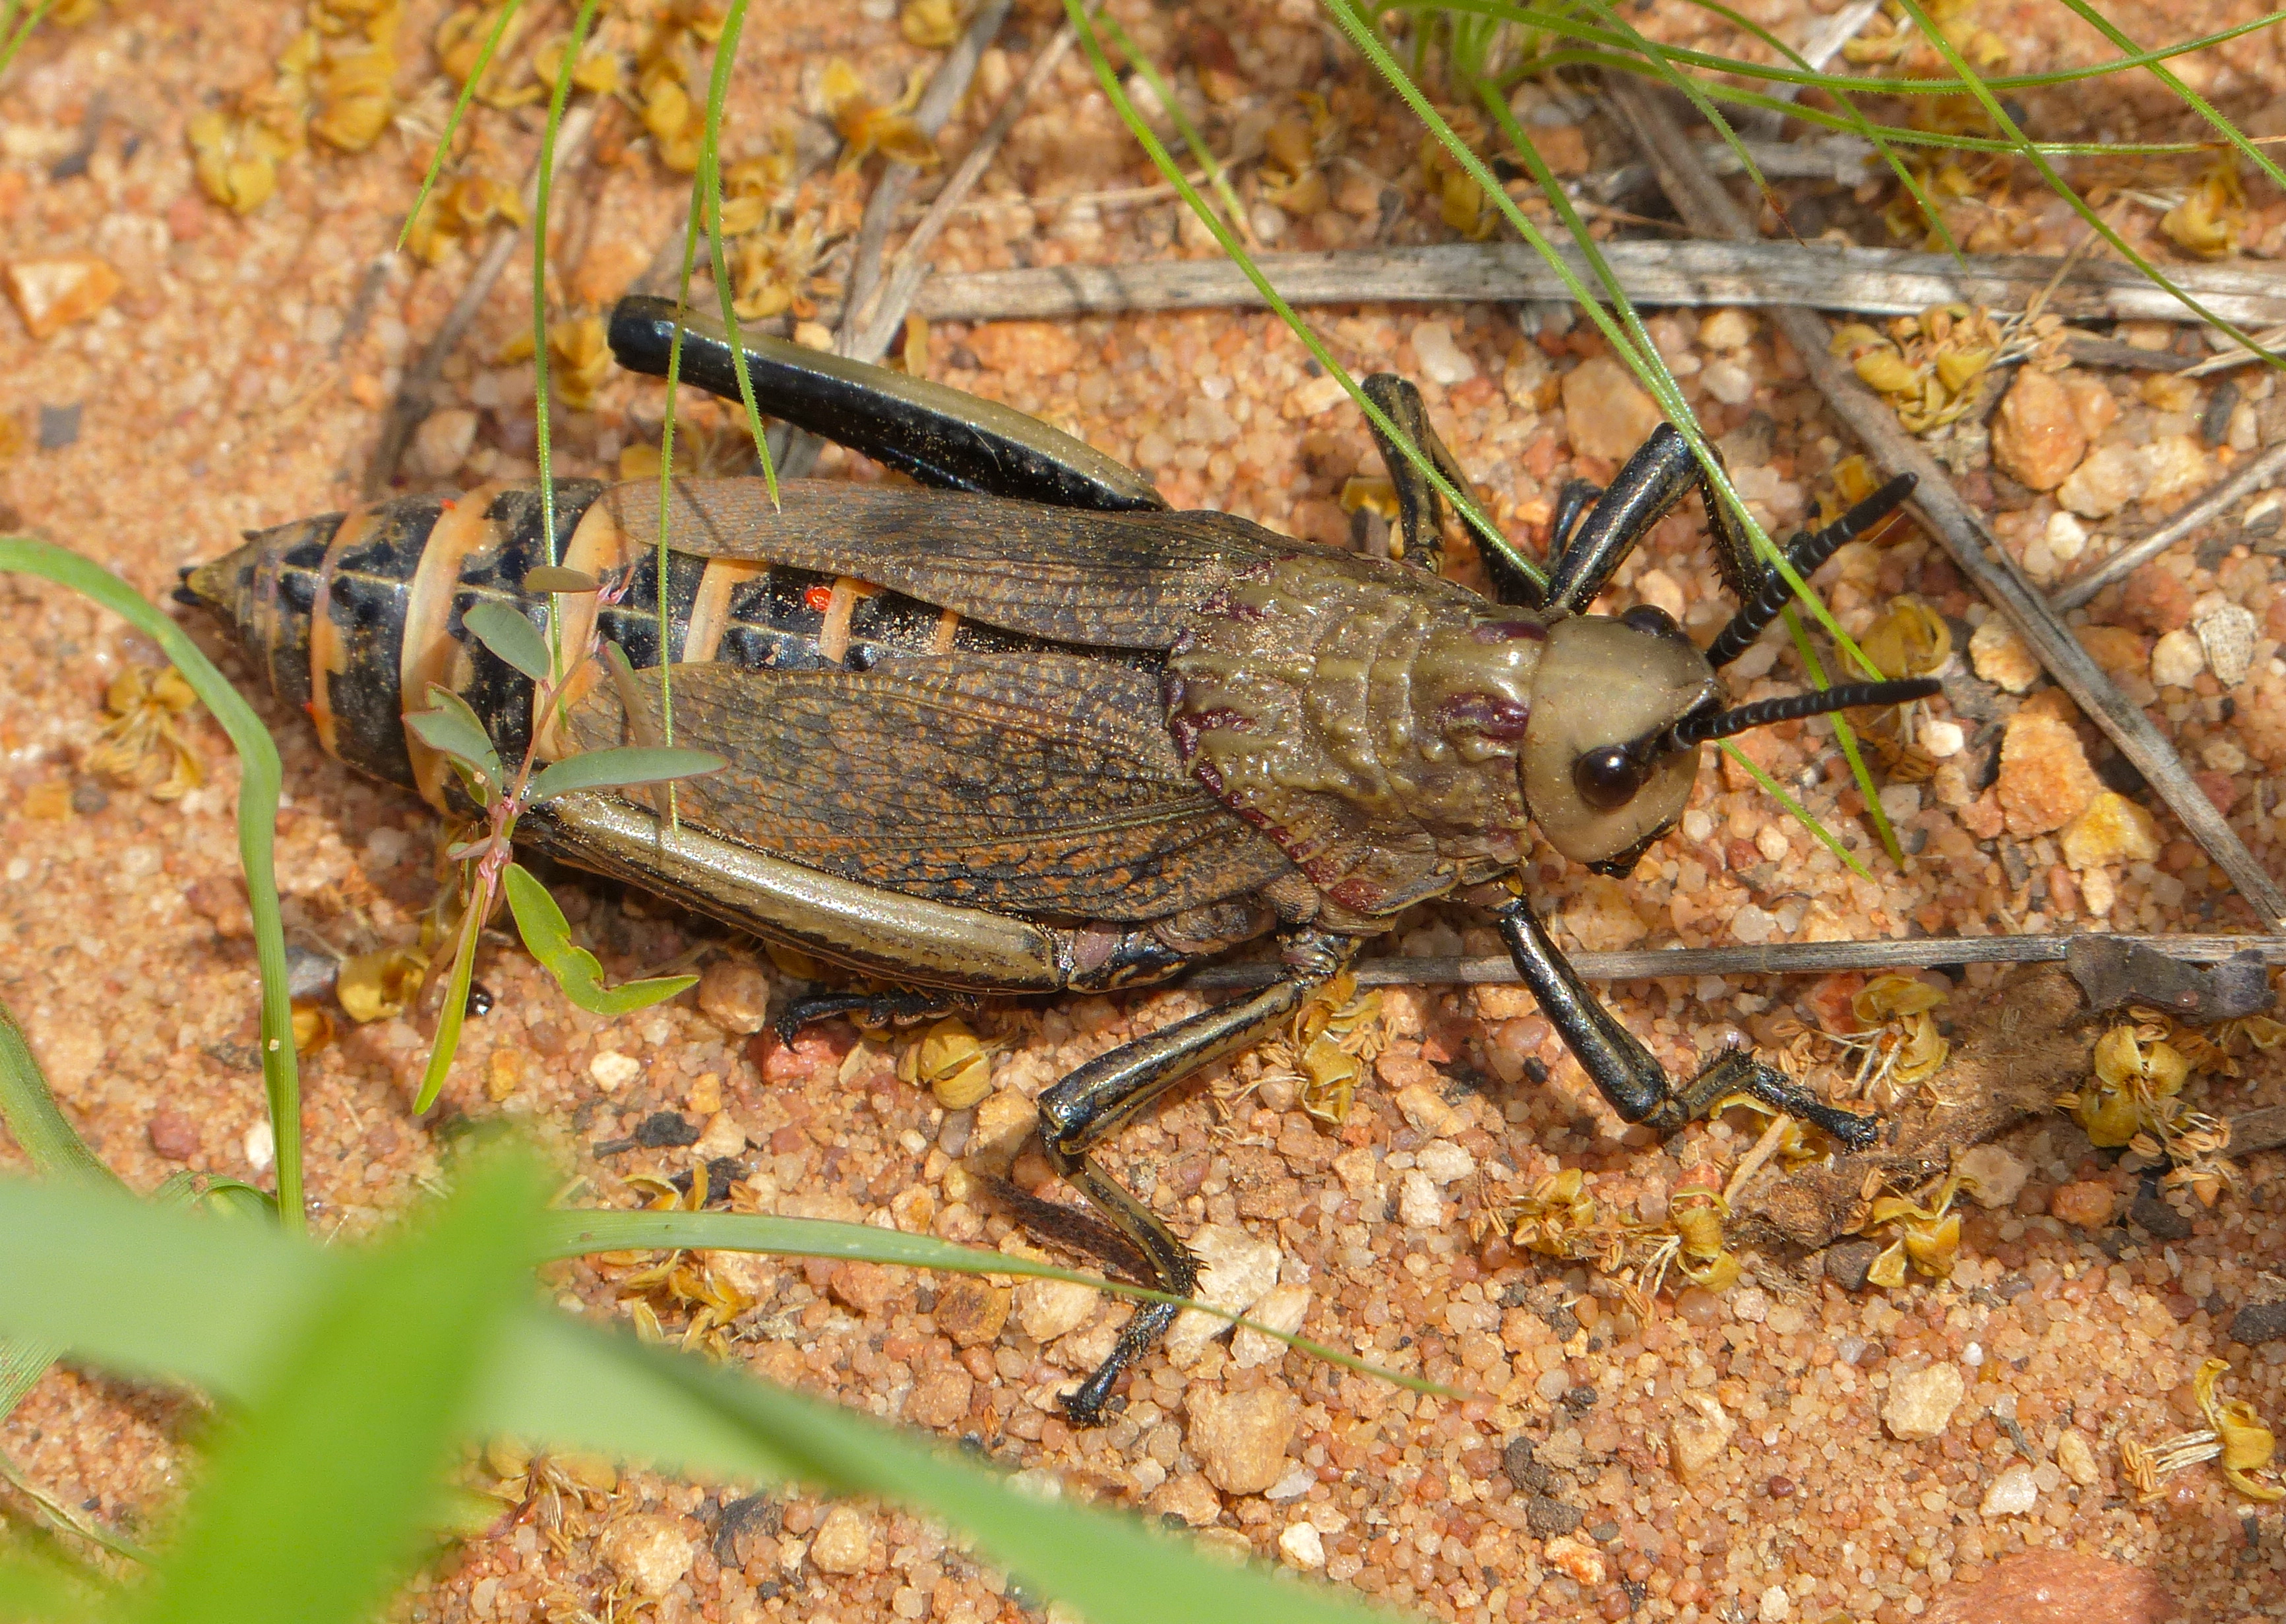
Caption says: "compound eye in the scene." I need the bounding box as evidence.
[1621,603,1679,638]
[1573,745,1648,811]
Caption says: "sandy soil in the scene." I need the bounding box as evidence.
[1,1,2283,1621]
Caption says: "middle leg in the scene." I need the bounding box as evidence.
[1491,891,1878,1148]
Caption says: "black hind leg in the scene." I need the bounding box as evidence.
[774,988,967,1042]
[607,295,1165,514]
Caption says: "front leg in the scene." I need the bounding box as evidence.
[1490,893,1877,1149]
[1035,930,1356,1424]
[1359,373,1545,607]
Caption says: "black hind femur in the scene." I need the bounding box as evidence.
[1655,677,1942,753]
[1704,473,1918,669]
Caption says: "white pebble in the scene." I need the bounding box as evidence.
[590,1050,642,1093]
[1979,1461,2039,1516]
[1759,1583,1792,1623]
[2043,509,2089,560]
[1729,903,1776,945]
[1410,320,1478,387]
[1921,717,1965,759]
[1278,1521,1326,1569]
[1398,1168,1446,1228]
[1702,357,1754,405]
[243,1120,275,1172]
[2149,628,2206,688]
[1878,784,1922,824]
[1416,1139,1477,1186]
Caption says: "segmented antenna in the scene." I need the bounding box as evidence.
[1704,474,1917,669]
[1659,678,1943,751]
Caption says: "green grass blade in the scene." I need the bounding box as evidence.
[0,1004,121,1191]
[1718,739,1871,880]
[1068,2,1538,589]
[535,1209,1454,1397]
[0,1176,1403,1624]
[119,1153,548,1624]
[0,540,301,1232]
[696,0,784,510]
[396,0,528,253]
[1780,607,1905,866]
[0,0,56,85]
[1097,12,1254,245]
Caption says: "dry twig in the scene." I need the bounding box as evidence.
[1602,69,2286,930]
[2051,440,2286,611]
[911,237,2286,328]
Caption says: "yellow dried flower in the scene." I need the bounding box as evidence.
[897,1017,995,1109]
[1297,1035,1359,1126]
[2196,1358,2283,1501]
[86,667,204,800]
[900,0,962,47]
[309,45,396,152]
[188,110,291,214]
[825,59,939,169]
[1857,597,1954,682]
[337,945,431,1023]
[2163,162,2246,261]
[547,315,611,411]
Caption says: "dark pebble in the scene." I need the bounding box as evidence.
[1768,1476,1797,1498]
[69,779,108,815]
[1822,1238,1880,1292]
[147,1106,199,1161]
[634,1110,699,1148]
[1562,1383,1599,1412]
[2127,1189,2193,1241]
[38,403,81,451]
[1526,1495,1583,1538]
[1586,1520,1619,1544]
[2228,1300,2286,1345]
[1502,1436,1556,1495]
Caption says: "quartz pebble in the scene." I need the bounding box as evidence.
[935,1280,1010,1348]
[1995,711,2099,836]
[1541,1536,1605,1585]
[1393,1082,1460,1137]
[2139,433,2208,507]
[1416,1138,1475,1185]
[1698,307,1752,349]
[2060,790,2161,869]
[1015,1276,1099,1343]
[2057,442,2147,518]
[1882,1362,1964,1441]
[598,1514,695,1596]
[1758,1582,1793,1623]
[1969,617,2041,694]
[2148,627,2206,689]
[965,320,1080,375]
[1561,356,1662,459]
[589,1050,641,1092]
[1397,1168,1446,1227]
[3,255,119,339]
[1409,320,1476,386]
[2049,1180,2115,1228]
[696,957,772,1034]
[2056,1427,2101,1487]
[1930,1550,2175,1624]
[1165,1224,1281,1361]
[1989,369,2085,491]
[2194,602,2257,687]
[1231,1282,1311,1369]
[1669,1398,1733,1482]
[1955,1144,2028,1208]
[807,1505,874,1575]
[1187,1384,1299,1495]
[1150,1472,1221,1526]
[409,407,479,480]
[1978,1460,2038,1515]
[1278,1521,1325,1569]
[1701,357,1754,405]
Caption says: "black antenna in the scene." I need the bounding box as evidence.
[1704,474,1917,669]
[1658,678,1942,752]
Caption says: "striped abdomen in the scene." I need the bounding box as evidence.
[185,478,1057,811]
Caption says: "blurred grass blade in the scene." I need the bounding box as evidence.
[120,1153,549,1624]
[0,540,302,1232]
[0,1526,107,1622]
[0,1003,121,1191]
[530,0,605,677]
[397,0,527,251]
[0,1176,1400,1624]
[503,863,698,1016]
[1097,11,1254,244]
[0,0,56,85]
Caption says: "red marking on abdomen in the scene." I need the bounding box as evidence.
[803,584,835,612]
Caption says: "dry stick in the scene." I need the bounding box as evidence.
[847,18,1082,365]
[834,0,1014,353]
[366,100,601,496]
[1603,69,2286,931]
[2050,438,2286,611]
[760,0,1012,481]
[912,237,2286,328]
[1187,932,2286,990]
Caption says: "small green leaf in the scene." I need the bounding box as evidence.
[464,601,554,685]
[527,746,726,806]
[522,566,598,594]
[405,686,503,785]
[503,864,697,1017]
